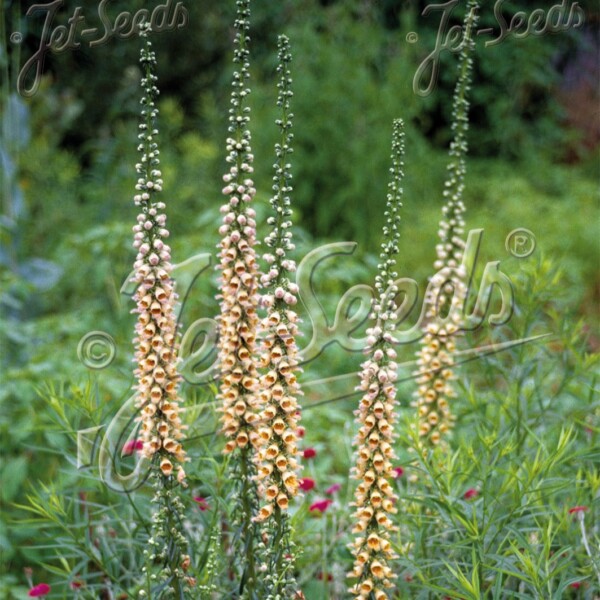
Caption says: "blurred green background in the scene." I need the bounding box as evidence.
[1,0,598,593]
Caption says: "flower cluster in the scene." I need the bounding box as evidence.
[214,3,265,594]
[412,1,478,450]
[253,34,303,524]
[130,26,192,598]
[217,0,261,455]
[347,120,405,600]
[131,27,187,483]
[413,320,459,448]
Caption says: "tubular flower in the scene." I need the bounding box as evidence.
[412,1,478,451]
[216,0,261,455]
[347,120,405,600]
[253,35,304,523]
[131,27,187,482]
[132,26,192,598]
[215,3,264,595]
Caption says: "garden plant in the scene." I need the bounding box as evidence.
[0,0,598,599]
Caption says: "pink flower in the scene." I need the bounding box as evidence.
[569,582,581,589]
[309,499,333,513]
[296,426,305,438]
[568,506,588,514]
[299,478,316,492]
[122,439,144,456]
[303,448,317,459]
[326,483,341,495]
[392,466,404,479]
[464,488,478,500]
[28,584,51,597]
[193,496,209,511]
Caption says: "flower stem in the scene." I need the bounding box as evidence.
[239,445,258,597]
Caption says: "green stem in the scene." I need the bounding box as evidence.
[239,446,257,597]
[271,507,292,595]
[165,478,185,599]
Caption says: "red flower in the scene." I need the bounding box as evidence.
[28,584,51,597]
[568,506,588,515]
[326,483,341,495]
[569,582,581,589]
[193,496,209,511]
[70,579,84,590]
[464,488,478,500]
[309,499,333,513]
[392,466,404,479]
[296,426,305,438]
[299,478,316,492]
[303,448,317,459]
[122,439,144,456]
[316,571,333,581]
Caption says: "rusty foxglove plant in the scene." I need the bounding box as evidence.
[253,34,304,599]
[347,119,405,600]
[130,25,192,598]
[215,0,263,594]
[412,0,479,452]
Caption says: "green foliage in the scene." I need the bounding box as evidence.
[0,0,597,597]
[294,261,599,599]
[5,0,596,250]
[390,259,599,598]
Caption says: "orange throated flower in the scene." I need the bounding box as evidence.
[216,1,261,455]
[131,29,188,483]
[347,120,405,600]
[412,0,479,452]
[252,35,304,523]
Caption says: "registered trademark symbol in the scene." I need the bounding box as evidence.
[10,31,23,44]
[406,31,419,43]
[506,228,536,258]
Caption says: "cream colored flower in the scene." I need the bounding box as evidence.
[412,0,479,452]
[131,47,187,480]
[216,141,261,454]
[253,36,304,524]
[348,120,404,600]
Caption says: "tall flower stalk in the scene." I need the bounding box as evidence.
[347,120,405,600]
[412,1,479,451]
[254,35,303,599]
[130,26,192,598]
[215,0,262,594]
